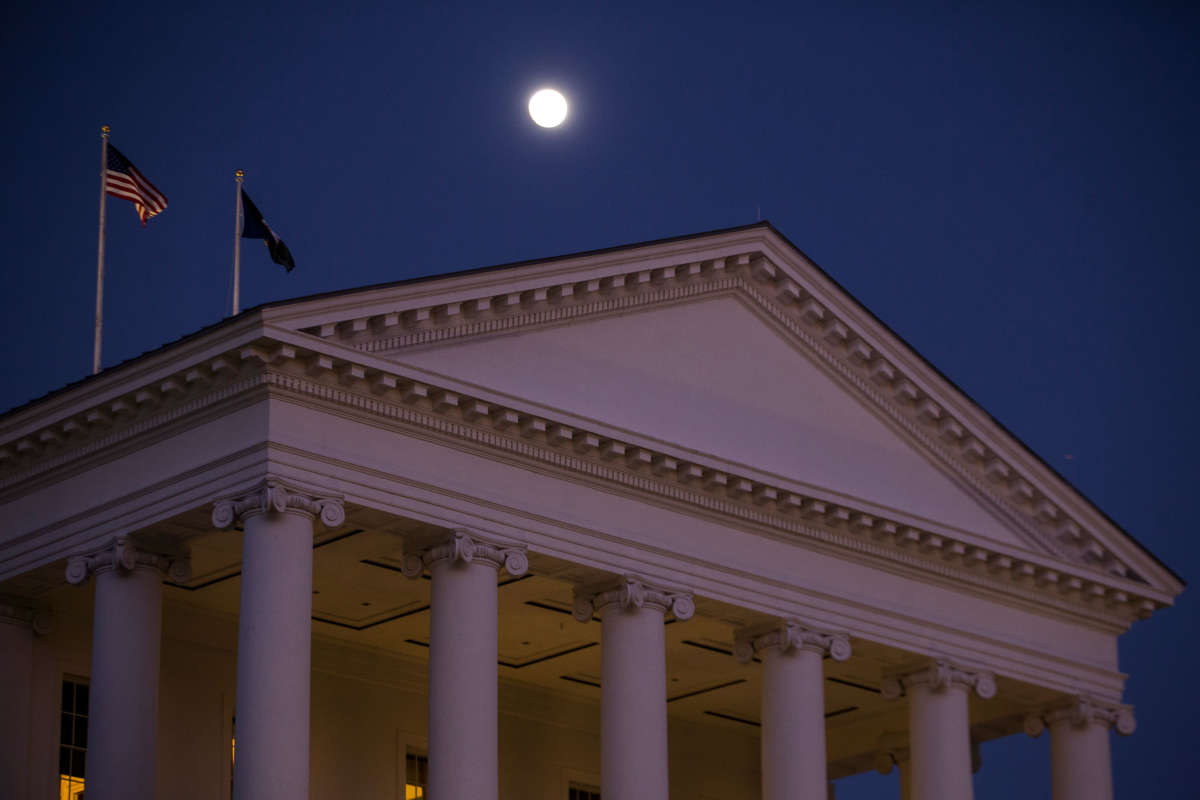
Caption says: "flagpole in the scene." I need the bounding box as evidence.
[93,125,110,375]
[232,170,244,316]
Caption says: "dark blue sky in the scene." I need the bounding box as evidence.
[2,1,1196,796]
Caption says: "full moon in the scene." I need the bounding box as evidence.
[528,89,568,128]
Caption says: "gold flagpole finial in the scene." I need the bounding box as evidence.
[101,125,110,135]
[235,169,244,179]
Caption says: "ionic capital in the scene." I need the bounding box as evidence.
[65,536,192,586]
[874,732,910,775]
[572,575,694,622]
[881,659,997,700]
[1023,696,1136,738]
[400,529,529,578]
[0,597,54,635]
[211,479,346,529]
[733,619,852,663]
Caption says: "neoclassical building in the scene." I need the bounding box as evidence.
[0,223,1181,800]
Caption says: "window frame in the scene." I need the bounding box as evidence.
[58,676,89,800]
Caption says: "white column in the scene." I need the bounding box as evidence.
[0,602,51,800]
[1024,697,1135,800]
[574,576,694,800]
[401,530,528,800]
[212,480,345,800]
[735,621,851,800]
[881,660,996,800]
[64,537,189,800]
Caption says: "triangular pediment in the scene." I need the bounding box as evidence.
[256,224,1184,603]
[387,293,1031,551]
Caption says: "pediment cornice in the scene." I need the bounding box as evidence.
[0,327,1173,627]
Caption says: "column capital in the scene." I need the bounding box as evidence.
[0,596,53,635]
[881,658,997,700]
[572,575,694,622]
[400,529,528,578]
[733,619,851,663]
[874,749,910,775]
[212,479,346,529]
[1024,696,1136,738]
[65,535,191,586]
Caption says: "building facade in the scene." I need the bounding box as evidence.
[0,223,1182,800]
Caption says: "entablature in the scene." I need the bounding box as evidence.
[0,328,1172,629]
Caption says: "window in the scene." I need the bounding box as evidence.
[59,679,88,800]
[569,783,601,800]
[405,751,428,799]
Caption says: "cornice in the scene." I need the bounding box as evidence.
[0,331,1170,627]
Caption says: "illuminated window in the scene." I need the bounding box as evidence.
[569,783,601,800]
[59,679,88,800]
[405,751,428,799]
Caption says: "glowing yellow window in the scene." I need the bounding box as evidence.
[405,751,428,799]
[59,679,88,800]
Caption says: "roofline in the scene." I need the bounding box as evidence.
[1,220,1183,586]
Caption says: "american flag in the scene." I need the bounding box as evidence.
[105,144,167,225]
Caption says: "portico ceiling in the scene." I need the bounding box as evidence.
[12,501,1064,778]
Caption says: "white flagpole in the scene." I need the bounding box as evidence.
[93,125,110,375]
[231,170,244,316]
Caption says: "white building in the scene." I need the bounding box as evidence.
[0,223,1181,800]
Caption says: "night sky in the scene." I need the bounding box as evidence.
[2,2,1196,796]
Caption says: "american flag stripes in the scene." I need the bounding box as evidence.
[104,144,167,225]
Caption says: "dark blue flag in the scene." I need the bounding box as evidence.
[241,189,295,272]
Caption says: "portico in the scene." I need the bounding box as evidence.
[0,223,1180,800]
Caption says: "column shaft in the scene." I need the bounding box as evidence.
[602,606,669,800]
[233,511,314,800]
[0,620,33,800]
[428,559,499,800]
[761,645,827,800]
[87,566,164,800]
[1050,720,1113,800]
[908,684,973,800]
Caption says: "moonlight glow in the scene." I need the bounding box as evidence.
[528,89,568,128]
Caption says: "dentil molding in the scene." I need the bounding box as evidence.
[211,478,346,530]
[881,658,997,700]
[572,575,695,622]
[1023,696,1136,737]
[400,529,529,578]
[733,619,852,663]
[65,535,191,585]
